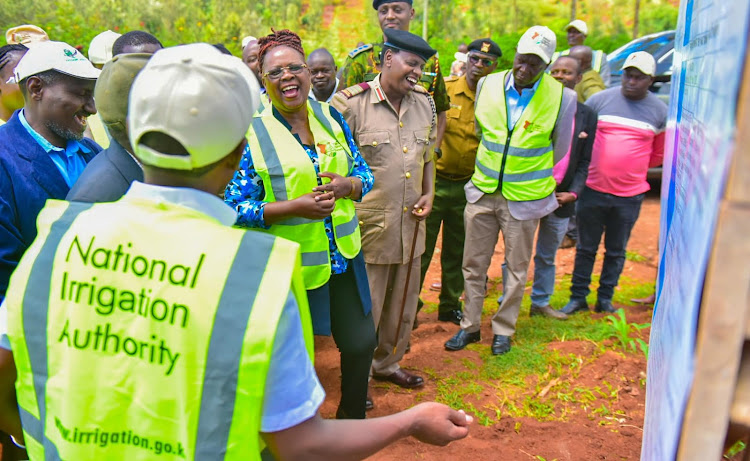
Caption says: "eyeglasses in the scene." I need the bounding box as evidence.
[468,54,495,67]
[263,63,308,80]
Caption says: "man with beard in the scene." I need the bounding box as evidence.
[0,41,100,299]
[332,28,436,394]
[307,48,338,103]
[444,26,576,355]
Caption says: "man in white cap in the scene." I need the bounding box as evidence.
[86,30,122,149]
[561,51,666,316]
[0,42,472,460]
[88,30,121,68]
[550,19,611,86]
[0,40,101,301]
[444,25,576,356]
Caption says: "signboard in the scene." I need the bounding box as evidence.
[642,1,750,459]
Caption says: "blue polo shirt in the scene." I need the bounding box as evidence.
[18,110,91,187]
[505,72,543,130]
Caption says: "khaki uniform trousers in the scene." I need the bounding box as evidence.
[461,191,539,336]
[367,259,420,376]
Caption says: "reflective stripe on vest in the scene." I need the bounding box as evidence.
[248,101,361,289]
[472,71,562,201]
[21,202,88,461]
[9,200,308,460]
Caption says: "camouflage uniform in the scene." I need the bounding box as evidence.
[340,42,450,113]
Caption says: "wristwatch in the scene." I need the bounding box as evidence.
[433,147,442,159]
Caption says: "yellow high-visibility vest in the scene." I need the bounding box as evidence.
[248,100,361,289]
[551,49,606,74]
[87,112,110,148]
[472,71,563,201]
[5,198,313,460]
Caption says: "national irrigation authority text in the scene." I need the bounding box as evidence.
[55,417,186,457]
[57,234,208,376]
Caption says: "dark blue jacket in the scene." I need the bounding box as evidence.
[0,111,100,297]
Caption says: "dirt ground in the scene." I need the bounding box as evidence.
[314,193,661,460]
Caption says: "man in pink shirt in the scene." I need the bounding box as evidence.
[561,51,667,315]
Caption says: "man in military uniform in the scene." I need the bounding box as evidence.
[332,29,436,391]
[339,0,448,151]
[419,38,500,326]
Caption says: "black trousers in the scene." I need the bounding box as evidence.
[571,187,645,301]
[322,265,376,419]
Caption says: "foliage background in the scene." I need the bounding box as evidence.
[1,0,678,69]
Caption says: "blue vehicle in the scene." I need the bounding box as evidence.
[607,30,675,100]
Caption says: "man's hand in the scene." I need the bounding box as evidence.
[408,403,472,446]
[412,194,433,221]
[314,172,354,200]
[555,192,577,206]
[292,192,336,219]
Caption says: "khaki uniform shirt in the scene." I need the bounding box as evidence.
[575,69,606,103]
[438,75,480,180]
[340,42,450,113]
[332,75,436,265]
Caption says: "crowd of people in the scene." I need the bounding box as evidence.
[0,0,667,459]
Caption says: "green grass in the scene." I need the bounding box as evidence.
[725,440,747,459]
[424,275,654,426]
[625,251,648,262]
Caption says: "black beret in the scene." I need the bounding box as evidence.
[373,0,413,9]
[382,29,436,62]
[467,38,502,58]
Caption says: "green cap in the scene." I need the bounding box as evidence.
[94,53,151,133]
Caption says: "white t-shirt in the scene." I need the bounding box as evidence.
[0,181,324,433]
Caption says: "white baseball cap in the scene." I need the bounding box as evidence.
[88,30,122,65]
[10,40,100,83]
[128,43,261,171]
[566,19,588,35]
[241,35,257,49]
[622,51,656,77]
[517,26,557,64]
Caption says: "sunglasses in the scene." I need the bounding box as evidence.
[468,54,495,67]
[263,63,308,80]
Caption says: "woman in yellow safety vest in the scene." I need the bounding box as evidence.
[225,29,376,420]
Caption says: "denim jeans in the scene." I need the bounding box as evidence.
[497,212,570,307]
[530,212,571,307]
[570,187,645,302]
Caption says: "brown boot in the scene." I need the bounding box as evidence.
[631,293,656,304]
[530,304,569,320]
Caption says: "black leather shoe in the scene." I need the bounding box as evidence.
[595,299,617,313]
[444,329,481,351]
[491,335,511,355]
[560,299,589,315]
[438,309,463,325]
[366,394,374,411]
[372,369,425,388]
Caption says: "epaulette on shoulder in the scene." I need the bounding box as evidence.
[339,82,370,99]
[444,75,459,82]
[348,43,373,59]
[413,85,429,95]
